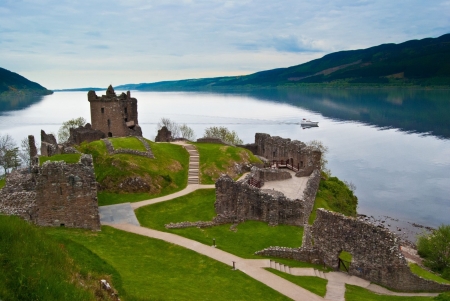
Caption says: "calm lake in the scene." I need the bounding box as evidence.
[1,88,449,239]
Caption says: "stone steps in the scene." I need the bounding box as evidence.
[180,143,200,185]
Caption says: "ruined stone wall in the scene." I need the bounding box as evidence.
[0,156,101,231]
[197,137,233,146]
[88,86,142,138]
[312,209,450,292]
[215,175,306,226]
[251,167,292,182]
[40,130,60,157]
[0,169,37,221]
[68,123,106,145]
[34,155,100,230]
[155,126,172,142]
[252,133,321,176]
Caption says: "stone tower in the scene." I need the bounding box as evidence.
[88,85,142,137]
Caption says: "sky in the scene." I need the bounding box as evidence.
[1,0,449,89]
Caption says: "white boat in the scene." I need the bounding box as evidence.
[301,118,319,126]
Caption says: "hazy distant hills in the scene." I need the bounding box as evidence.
[0,67,53,97]
[116,33,450,91]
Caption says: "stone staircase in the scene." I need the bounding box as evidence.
[183,144,199,184]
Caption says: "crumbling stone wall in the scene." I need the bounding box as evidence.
[68,123,106,145]
[88,85,142,138]
[251,167,292,183]
[155,126,172,142]
[311,209,450,292]
[215,174,307,226]
[102,138,154,158]
[197,137,233,146]
[0,155,101,231]
[244,133,321,176]
[40,130,60,157]
[0,169,37,221]
[257,209,450,292]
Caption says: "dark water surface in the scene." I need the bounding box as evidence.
[1,89,449,239]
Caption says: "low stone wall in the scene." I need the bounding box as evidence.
[197,137,234,146]
[102,138,154,158]
[165,221,217,229]
[252,167,292,182]
[215,174,307,226]
[255,247,323,265]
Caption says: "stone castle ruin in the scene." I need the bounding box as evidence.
[241,133,322,176]
[257,209,450,292]
[0,153,100,230]
[214,168,321,226]
[88,85,142,138]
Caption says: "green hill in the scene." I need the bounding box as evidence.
[116,34,450,90]
[0,67,53,97]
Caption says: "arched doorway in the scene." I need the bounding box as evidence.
[108,132,112,137]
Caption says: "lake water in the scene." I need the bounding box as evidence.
[1,89,449,240]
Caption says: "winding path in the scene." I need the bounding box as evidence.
[98,141,439,301]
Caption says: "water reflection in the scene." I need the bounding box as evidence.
[0,94,45,112]
[224,88,450,140]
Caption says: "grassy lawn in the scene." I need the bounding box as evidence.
[345,284,434,301]
[0,177,5,189]
[135,189,304,259]
[409,263,450,284]
[39,153,81,165]
[110,137,147,152]
[78,139,189,204]
[0,215,117,301]
[267,269,328,297]
[192,142,261,184]
[309,174,358,224]
[46,226,292,301]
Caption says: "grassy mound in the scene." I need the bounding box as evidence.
[39,153,81,165]
[192,143,262,184]
[110,137,147,152]
[409,263,450,285]
[0,215,119,301]
[267,269,328,297]
[135,189,304,259]
[309,173,358,224]
[78,139,189,205]
[46,226,291,301]
[345,284,434,301]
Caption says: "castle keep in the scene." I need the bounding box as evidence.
[88,85,142,138]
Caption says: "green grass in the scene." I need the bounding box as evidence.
[110,137,147,152]
[409,263,450,285]
[78,139,189,204]
[39,153,81,165]
[136,189,304,259]
[0,177,5,189]
[267,269,328,297]
[46,225,292,301]
[345,284,434,301]
[192,142,262,184]
[0,215,115,301]
[309,173,358,224]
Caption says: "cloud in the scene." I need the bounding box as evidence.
[271,35,320,53]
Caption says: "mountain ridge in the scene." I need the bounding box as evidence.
[0,67,53,97]
[114,33,450,91]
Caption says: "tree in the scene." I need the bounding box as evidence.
[57,117,86,143]
[179,124,195,141]
[0,134,19,174]
[417,225,450,279]
[203,126,243,145]
[156,118,180,139]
